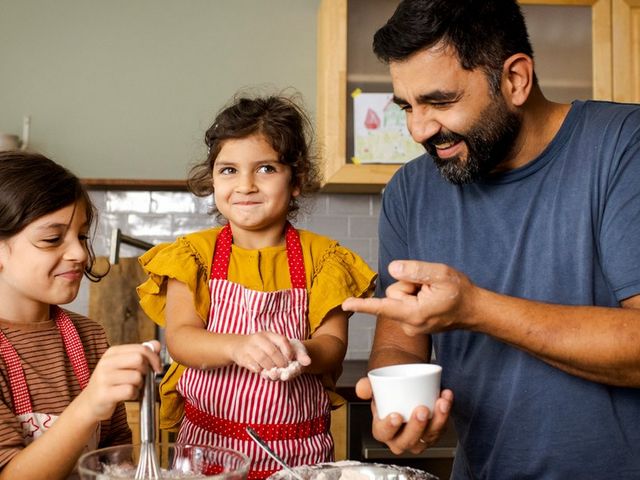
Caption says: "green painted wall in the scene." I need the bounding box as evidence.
[0,0,320,180]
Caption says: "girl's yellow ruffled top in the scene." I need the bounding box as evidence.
[137,227,377,430]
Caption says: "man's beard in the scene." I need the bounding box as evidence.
[423,97,522,185]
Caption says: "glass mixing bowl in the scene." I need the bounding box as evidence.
[77,444,250,479]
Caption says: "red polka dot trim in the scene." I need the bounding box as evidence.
[211,223,306,289]
[248,468,280,480]
[211,224,233,280]
[0,306,91,415]
[284,223,306,289]
[53,307,90,389]
[184,402,329,441]
[0,329,32,414]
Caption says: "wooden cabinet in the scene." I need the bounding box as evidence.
[612,0,640,102]
[316,0,640,192]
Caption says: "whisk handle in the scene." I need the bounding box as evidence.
[139,355,157,443]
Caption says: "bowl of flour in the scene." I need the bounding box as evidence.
[266,461,438,480]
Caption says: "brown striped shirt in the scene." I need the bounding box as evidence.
[0,309,131,470]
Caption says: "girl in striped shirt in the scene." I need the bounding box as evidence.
[0,152,161,479]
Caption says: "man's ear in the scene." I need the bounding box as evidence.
[501,53,534,107]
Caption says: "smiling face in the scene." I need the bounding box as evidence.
[0,201,90,321]
[212,133,300,248]
[390,45,522,184]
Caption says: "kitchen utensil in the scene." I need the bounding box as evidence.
[77,444,251,479]
[135,343,160,479]
[245,427,305,480]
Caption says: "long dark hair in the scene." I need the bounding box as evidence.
[0,151,104,281]
[373,0,536,92]
[187,92,321,221]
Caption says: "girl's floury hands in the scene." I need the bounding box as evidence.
[232,332,310,377]
[260,339,311,381]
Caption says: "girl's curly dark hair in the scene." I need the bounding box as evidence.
[187,92,322,221]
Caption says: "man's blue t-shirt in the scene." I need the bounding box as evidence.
[377,100,640,479]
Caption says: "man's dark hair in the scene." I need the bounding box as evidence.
[373,0,535,91]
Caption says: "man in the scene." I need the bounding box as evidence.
[342,0,640,478]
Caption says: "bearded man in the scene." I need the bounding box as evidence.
[342,1,640,479]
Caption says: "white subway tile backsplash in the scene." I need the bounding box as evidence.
[349,216,379,238]
[194,197,213,215]
[106,191,152,212]
[89,191,107,212]
[371,195,382,218]
[371,237,379,271]
[173,214,218,237]
[127,213,173,237]
[301,194,329,216]
[305,215,349,239]
[346,313,377,360]
[118,244,147,259]
[150,192,199,213]
[90,230,110,258]
[328,194,371,215]
[335,238,373,267]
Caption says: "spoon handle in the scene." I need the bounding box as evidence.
[246,427,305,480]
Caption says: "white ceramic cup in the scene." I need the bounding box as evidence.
[368,363,442,422]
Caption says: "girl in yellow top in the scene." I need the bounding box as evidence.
[138,93,376,479]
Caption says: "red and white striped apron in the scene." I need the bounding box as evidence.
[176,223,333,480]
[0,306,99,451]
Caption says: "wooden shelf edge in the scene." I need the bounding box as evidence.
[321,163,400,193]
[82,178,188,191]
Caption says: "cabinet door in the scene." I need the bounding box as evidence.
[519,0,612,101]
[613,0,640,102]
[317,0,399,192]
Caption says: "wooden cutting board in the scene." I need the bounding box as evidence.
[89,257,156,345]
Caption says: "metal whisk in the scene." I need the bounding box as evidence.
[135,344,161,479]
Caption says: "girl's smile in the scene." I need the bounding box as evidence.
[212,133,300,249]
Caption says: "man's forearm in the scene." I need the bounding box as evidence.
[470,288,640,386]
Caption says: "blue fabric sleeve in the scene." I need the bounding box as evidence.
[598,113,640,300]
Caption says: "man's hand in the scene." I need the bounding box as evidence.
[356,376,454,454]
[343,260,478,336]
